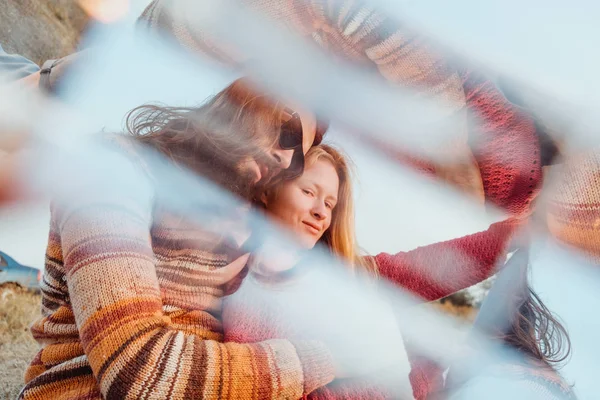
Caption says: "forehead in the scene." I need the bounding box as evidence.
[299,159,339,197]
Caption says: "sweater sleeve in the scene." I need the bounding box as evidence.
[137,0,466,116]
[371,219,518,302]
[318,1,485,201]
[137,0,484,201]
[460,69,542,216]
[380,219,519,399]
[56,155,334,399]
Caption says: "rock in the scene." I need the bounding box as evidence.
[0,0,89,66]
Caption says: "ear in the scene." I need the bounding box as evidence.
[259,190,269,207]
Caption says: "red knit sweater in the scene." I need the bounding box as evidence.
[221,67,541,399]
[222,218,519,399]
[460,69,542,216]
[376,68,541,219]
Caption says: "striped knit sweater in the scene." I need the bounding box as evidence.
[20,145,335,400]
[138,0,486,202]
[138,0,541,214]
[21,2,543,396]
[137,5,542,398]
[222,219,520,399]
[546,147,600,261]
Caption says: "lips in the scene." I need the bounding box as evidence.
[303,221,321,234]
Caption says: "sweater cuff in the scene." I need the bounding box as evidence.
[293,340,336,395]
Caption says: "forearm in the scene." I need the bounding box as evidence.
[375,219,517,302]
[461,69,542,216]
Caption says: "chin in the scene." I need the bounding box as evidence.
[299,236,318,250]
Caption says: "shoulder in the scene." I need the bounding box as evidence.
[51,133,156,217]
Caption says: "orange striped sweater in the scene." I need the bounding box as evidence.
[138,0,543,216]
[20,145,335,400]
[138,0,486,201]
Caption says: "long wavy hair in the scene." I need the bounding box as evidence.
[125,78,293,195]
[432,252,573,400]
[502,274,571,367]
[265,144,378,276]
[474,248,572,368]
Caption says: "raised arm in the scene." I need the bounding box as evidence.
[461,69,542,216]
[137,0,484,200]
[373,219,522,399]
[371,218,519,302]
[56,154,334,399]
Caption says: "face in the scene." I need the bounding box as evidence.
[240,106,318,185]
[263,159,339,249]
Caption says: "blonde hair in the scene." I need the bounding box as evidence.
[270,144,378,276]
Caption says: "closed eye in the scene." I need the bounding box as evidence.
[302,189,314,196]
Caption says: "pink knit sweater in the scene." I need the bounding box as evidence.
[223,219,520,399]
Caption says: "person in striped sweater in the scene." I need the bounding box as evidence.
[18,80,538,399]
[22,78,386,400]
[221,143,529,399]
[15,41,541,397]
[137,0,542,217]
[3,0,544,217]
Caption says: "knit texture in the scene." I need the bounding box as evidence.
[136,5,544,396]
[138,0,544,212]
[18,2,546,397]
[138,0,487,202]
[460,69,542,216]
[366,65,542,216]
[20,142,335,400]
[546,148,600,262]
[222,219,519,399]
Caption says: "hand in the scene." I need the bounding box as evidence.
[214,253,250,285]
[16,70,41,88]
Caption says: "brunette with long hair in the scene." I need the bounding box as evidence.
[21,79,342,400]
[125,77,328,197]
[440,248,576,399]
[124,78,287,197]
[501,268,571,368]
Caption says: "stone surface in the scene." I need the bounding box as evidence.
[0,0,88,66]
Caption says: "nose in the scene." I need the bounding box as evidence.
[271,148,294,170]
[311,203,327,221]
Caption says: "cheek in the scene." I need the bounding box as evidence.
[268,193,303,224]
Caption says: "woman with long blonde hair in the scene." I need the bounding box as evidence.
[222,143,525,399]
[21,78,345,400]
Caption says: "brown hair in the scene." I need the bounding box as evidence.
[502,280,571,367]
[437,251,572,400]
[478,248,572,367]
[125,78,292,189]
